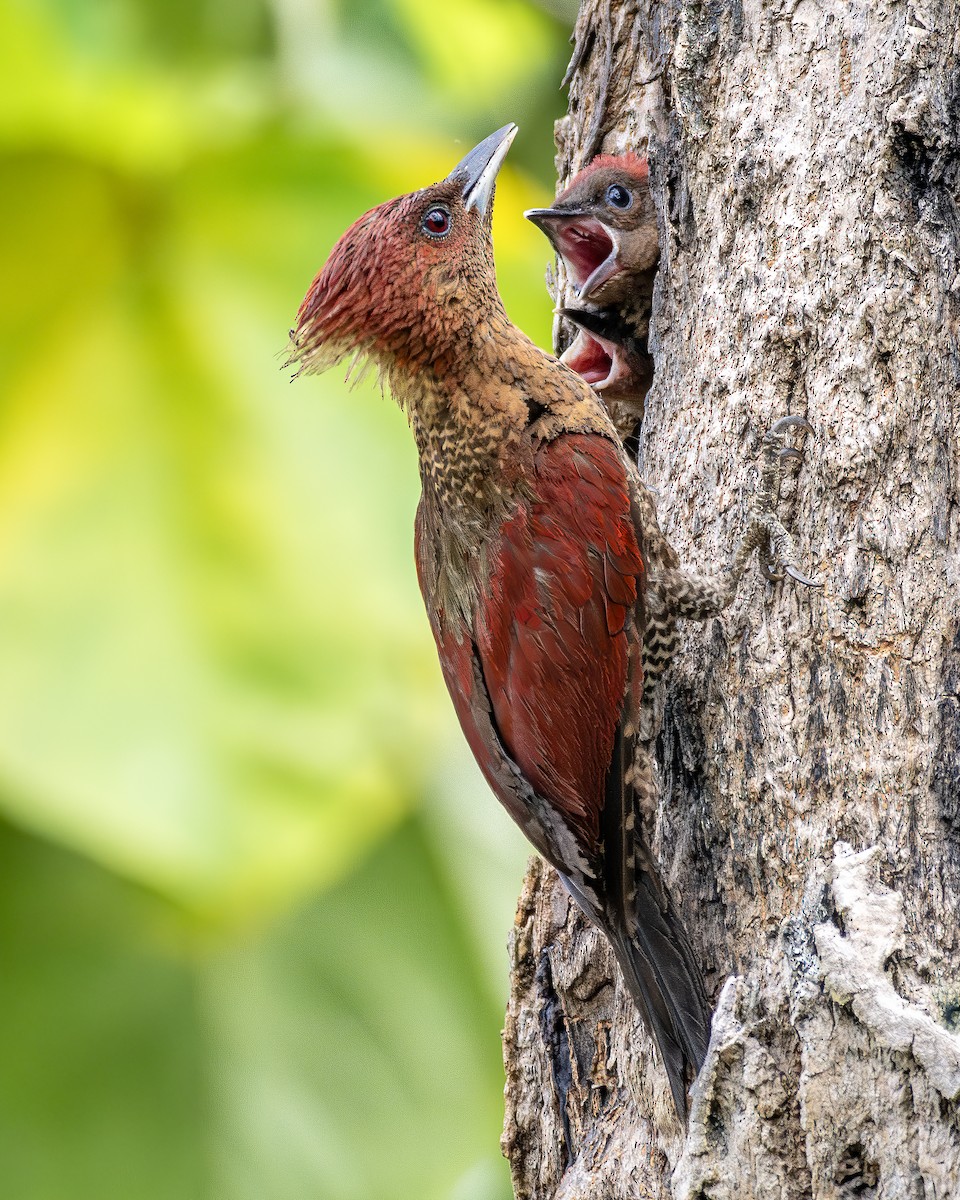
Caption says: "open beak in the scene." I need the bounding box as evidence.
[449,124,518,217]
[525,207,622,300]
[557,306,640,353]
[557,307,652,399]
[560,328,619,389]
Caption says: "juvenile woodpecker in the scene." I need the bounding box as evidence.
[288,126,711,1119]
[526,152,657,439]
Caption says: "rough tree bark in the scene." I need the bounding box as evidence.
[501,1,960,1196]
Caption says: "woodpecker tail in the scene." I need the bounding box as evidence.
[607,848,712,1119]
[559,855,711,1120]
[599,725,712,1119]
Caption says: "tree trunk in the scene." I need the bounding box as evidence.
[501,1,960,1195]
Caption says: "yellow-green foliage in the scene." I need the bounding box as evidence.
[0,1,574,1196]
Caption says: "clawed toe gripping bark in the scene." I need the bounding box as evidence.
[750,415,822,588]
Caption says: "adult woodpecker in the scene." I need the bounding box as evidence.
[525,153,657,439]
[287,125,711,1119]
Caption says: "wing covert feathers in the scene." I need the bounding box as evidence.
[476,434,643,852]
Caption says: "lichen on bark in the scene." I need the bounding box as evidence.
[502,1,960,1195]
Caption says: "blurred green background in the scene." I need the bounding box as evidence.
[0,1,576,1196]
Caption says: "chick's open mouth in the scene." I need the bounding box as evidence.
[560,329,614,388]
[553,220,616,293]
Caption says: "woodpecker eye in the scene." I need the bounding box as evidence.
[421,206,451,238]
[605,184,632,210]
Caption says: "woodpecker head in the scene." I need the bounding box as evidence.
[525,153,657,306]
[288,124,517,382]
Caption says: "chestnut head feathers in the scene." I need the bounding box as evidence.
[289,125,517,382]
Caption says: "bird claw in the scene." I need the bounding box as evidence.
[785,564,822,588]
[769,414,814,439]
[760,548,823,589]
[749,415,820,590]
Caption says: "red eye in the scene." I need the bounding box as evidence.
[422,207,451,237]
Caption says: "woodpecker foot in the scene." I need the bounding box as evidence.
[750,415,821,587]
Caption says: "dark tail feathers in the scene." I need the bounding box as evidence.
[608,845,711,1119]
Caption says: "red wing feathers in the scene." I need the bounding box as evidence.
[474,434,644,854]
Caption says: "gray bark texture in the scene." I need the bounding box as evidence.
[501,1,960,1196]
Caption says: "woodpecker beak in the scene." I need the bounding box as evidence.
[450,124,518,217]
[524,207,577,237]
[558,310,627,392]
[557,306,646,356]
[525,207,622,300]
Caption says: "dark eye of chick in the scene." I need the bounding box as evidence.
[422,206,452,238]
[605,184,632,210]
